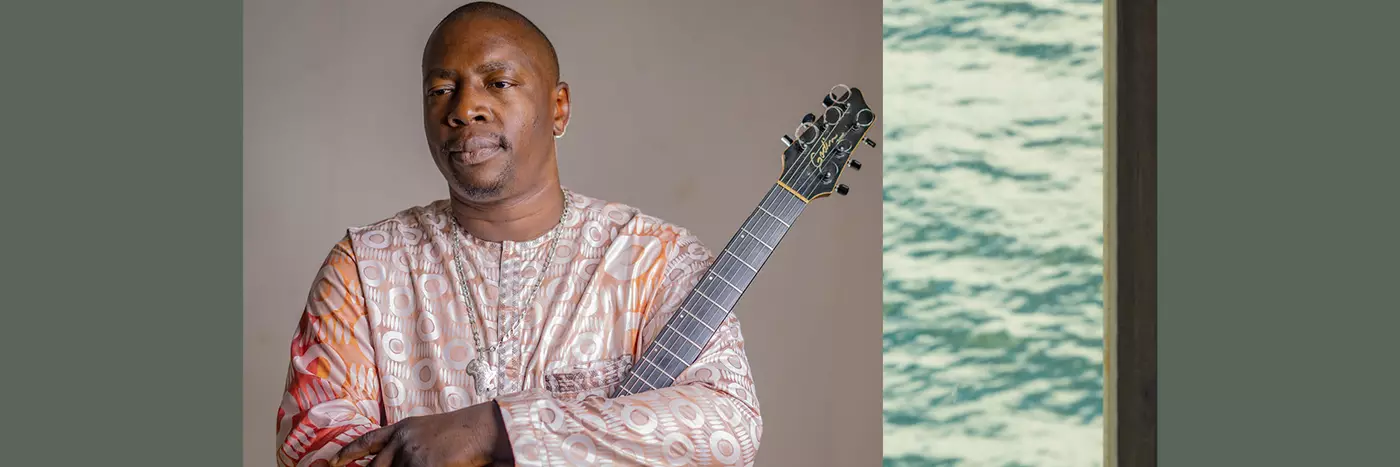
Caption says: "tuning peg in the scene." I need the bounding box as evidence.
[836,184,850,196]
[802,113,816,124]
[781,135,794,147]
[863,138,876,148]
[848,159,862,171]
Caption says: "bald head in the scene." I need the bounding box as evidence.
[419,1,572,205]
[425,2,560,84]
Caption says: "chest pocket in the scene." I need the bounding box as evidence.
[542,355,633,401]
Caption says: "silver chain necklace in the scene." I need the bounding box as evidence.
[447,189,571,399]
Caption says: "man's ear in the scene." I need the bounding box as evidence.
[553,81,571,138]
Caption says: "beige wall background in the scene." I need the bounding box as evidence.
[244,1,883,465]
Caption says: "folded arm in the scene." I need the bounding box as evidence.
[497,316,761,466]
[275,237,384,466]
[496,235,763,466]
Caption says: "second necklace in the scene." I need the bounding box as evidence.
[447,189,571,400]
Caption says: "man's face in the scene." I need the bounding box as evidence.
[421,17,564,202]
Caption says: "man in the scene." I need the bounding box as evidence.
[274,2,762,466]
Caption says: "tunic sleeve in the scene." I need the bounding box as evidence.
[496,230,762,466]
[274,237,385,466]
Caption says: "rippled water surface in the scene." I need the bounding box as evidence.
[882,0,1105,465]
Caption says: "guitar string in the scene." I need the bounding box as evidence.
[623,186,789,394]
[623,183,806,393]
[619,91,866,393]
[621,89,870,392]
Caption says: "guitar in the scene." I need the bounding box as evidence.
[612,84,878,397]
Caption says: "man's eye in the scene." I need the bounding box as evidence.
[428,88,453,97]
[490,81,513,89]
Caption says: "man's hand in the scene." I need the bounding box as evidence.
[330,401,513,467]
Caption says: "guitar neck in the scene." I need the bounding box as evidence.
[613,182,807,396]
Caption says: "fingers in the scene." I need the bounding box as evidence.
[331,427,394,466]
[365,449,395,467]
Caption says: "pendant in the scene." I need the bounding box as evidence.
[466,356,498,399]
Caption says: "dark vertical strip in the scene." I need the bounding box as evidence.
[1116,0,1157,465]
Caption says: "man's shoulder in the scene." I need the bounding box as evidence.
[574,192,716,289]
[573,191,705,247]
[354,200,444,228]
[341,200,446,247]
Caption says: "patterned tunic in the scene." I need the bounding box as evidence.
[274,190,762,466]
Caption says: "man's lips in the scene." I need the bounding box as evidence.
[445,136,504,165]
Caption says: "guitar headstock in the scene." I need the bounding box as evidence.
[777,84,878,202]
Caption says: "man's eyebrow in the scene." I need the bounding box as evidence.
[422,62,518,84]
[424,68,459,83]
[474,61,514,75]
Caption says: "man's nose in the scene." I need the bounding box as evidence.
[448,90,493,127]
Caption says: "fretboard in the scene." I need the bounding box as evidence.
[613,183,806,396]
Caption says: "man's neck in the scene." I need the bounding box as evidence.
[450,182,566,243]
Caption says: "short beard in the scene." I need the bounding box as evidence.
[450,156,515,202]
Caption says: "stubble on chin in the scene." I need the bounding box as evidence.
[447,155,515,203]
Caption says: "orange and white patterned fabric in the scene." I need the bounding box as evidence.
[275,190,763,466]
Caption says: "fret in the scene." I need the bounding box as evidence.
[738,227,774,250]
[709,257,753,290]
[666,323,705,352]
[651,346,688,375]
[693,289,730,315]
[722,250,757,272]
[758,191,802,222]
[723,233,768,269]
[656,323,691,364]
[752,219,786,246]
[664,322,703,361]
[643,355,672,387]
[610,183,810,399]
[698,275,739,308]
[723,236,769,272]
[640,354,662,373]
[655,339,686,364]
[642,353,684,380]
[632,354,656,382]
[653,327,682,363]
[684,289,731,329]
[700,274,743,310]
[757,205,791,227]
[635,372,659,390]
[742,215,785,247]
[676,307,704,337]
[710,271,743,293]
[622,372,644,393]
[679,306,716,333]
[639,354,675,388]
[709,256,757,290]
[676,318,711,354]
[645,373,674,389]
[758,187,802,222]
